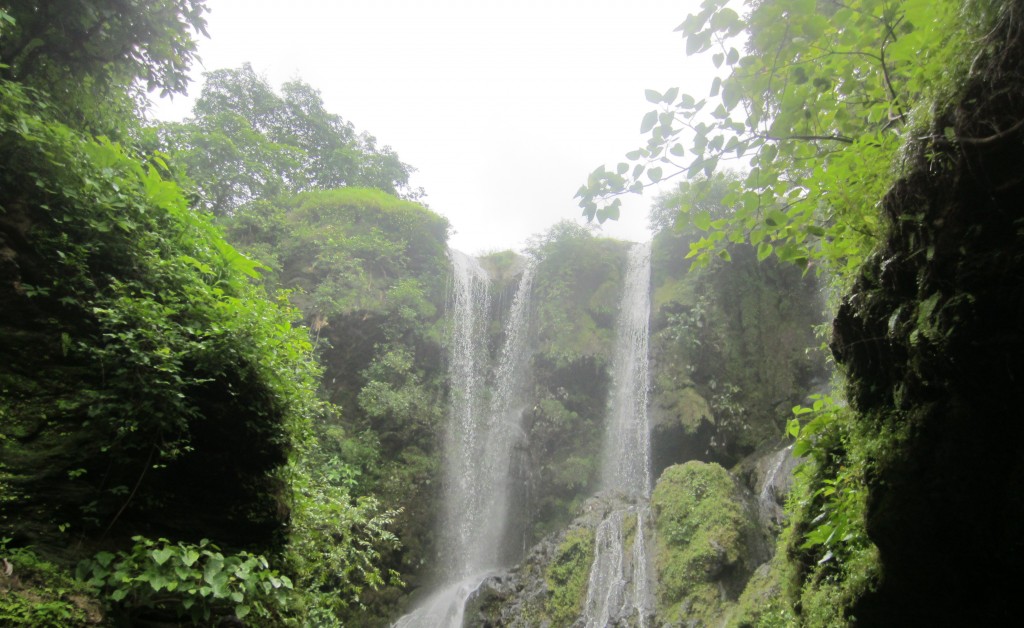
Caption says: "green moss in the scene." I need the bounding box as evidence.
[544,526,595,625]
[652,462,753,625]
[728,556,796,628]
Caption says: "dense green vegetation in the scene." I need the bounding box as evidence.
[4,0,1021,625]
[0,2,423,625]
[648,180,827,472]
[154,64,420,216]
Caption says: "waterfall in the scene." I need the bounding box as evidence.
[601,242,654,498]
[581,241,654,627]
[395,253,534,627]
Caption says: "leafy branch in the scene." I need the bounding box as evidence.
[577,0,974,284]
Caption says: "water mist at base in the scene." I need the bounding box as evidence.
[394,252,534,627]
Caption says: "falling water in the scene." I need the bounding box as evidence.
[601,242,654,497]
[582,242,654,627]
[394,254,535,627]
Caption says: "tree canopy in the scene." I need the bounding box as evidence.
[0,0,208,134]
[155,64,421,215]
[0,3,406,623]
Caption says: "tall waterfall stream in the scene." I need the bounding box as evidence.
[395,252,535,627]
[581,241,654,627]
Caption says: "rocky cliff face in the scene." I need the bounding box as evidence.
[830,3,1024,623]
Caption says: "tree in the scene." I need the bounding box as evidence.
[156,64,420,215]
[0,0,208,133]
[648,172,737,235]
[578,0,994,283]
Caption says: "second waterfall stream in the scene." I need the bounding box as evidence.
[581,241,655,627]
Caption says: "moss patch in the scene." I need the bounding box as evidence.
[544,526,595,626]
[652,462,754,625]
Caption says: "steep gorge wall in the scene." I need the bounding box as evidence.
[830,3,1024,622]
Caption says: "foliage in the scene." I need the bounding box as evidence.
[649,171,737,235]
[579,0,993,284]
[0,544,101,627]
[544,526,595,626]
[285,448,403,620]
[0,76,327,548]
[780,395,877,623]
[154,64,420,215]
[527,221,625,366]
[0,4,412,625]
[0,0,208,134]
[76,536,292,624]
[787,397,864,559]
[218,186,450,620]
[648,212,826,467]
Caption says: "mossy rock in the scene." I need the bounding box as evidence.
[728,558,796,628]
[652,462,757,625]
[544,525,595,625]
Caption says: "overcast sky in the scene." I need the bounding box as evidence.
[152,0,715,255]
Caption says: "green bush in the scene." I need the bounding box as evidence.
[77,536,292,624]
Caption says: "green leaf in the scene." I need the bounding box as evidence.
[151,547,174,565]
[181,548,200,567]
[766,210,787,227]
[709,7,740,32]
[786,418,801,438]
[722,82,740,110]
[757,242,773,261]
[94,551,116,568]
[640,110,659,134]
[645,89,662,104]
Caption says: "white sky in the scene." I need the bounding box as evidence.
[152,0,716,255]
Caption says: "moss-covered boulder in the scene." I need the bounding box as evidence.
[652,462,761,626]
